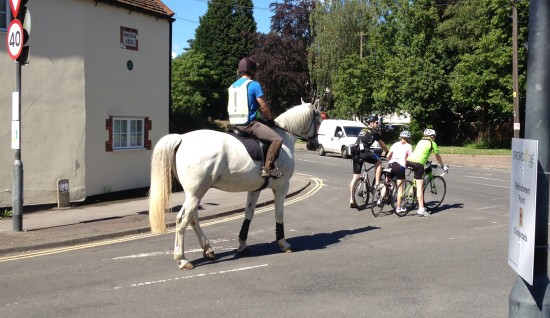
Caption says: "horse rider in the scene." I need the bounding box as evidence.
[228,57,283,178]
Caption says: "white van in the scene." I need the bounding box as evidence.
[317,119,365,158]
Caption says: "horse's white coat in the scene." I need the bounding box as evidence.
[149,102,320,269]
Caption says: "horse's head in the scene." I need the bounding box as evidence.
[300,99,322,150]
[274,99,322,149]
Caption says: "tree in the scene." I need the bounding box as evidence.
[192,0,257,119]
[440,0,529,143]
[250,0,315,115]
[170,50,219,133]
[252,34,309,115]
[309,0,375,111]
[270,0,313,43]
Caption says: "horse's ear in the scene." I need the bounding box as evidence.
[313,99,320,109]
[301,97,305,104]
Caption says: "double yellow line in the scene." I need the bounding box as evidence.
[0,177,323,263]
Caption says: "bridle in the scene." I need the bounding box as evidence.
[274,106,320,145]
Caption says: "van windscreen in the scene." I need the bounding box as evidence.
[344,126,363,137]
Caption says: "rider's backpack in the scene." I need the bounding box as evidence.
[227,79,252,125]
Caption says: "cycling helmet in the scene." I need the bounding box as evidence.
[364,115,379,123]
[423,128,436,137]
[399,130,411,139]
[238,57,257,74]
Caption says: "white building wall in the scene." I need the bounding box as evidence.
[83,1,170,196]
[0,0,170,207]
[0,0,87,206]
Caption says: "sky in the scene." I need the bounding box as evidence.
[162,0,280,58]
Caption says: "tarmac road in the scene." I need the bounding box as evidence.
[0,144,510,256]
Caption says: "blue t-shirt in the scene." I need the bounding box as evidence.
[232,77,264,122]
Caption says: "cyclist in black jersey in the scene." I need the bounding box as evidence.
[349,115,389,208]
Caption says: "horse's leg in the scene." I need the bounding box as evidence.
[173,205,193,270]
[173,195,203,270]
[189,205,215,261]
[237,191,261,254]
[273,182,293,252]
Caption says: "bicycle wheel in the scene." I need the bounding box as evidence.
[372,179,397,217]
[394,180,416,217]
[423,176,446,210]
[352,177,370,210]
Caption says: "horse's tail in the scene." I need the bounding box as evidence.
[149,134,182,234]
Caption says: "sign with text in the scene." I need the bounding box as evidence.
[6,19,24,60]
[508,138,538,285]
[120,26,138,51]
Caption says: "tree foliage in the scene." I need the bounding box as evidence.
[191,0,257,119]
[170,0,529,144]
[308,0,529,144]
[250,0,315,115]
[309,0,374,110]
[170,50,219,132]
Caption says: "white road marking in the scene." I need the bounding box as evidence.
[466,175,508,182]
[297,158,337,165]
[112,251,171,260]
[111,264,269,290]
[474,205,505,211]
[467,182,509,189]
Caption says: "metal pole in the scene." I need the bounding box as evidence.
[509,0,550,315]
[512,1,520,138]
[12,61,23,232]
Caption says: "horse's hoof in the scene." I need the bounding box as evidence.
[203,250,216,260]
[178,261,194,270]
[237,247,251,255]
[283,247,293,253]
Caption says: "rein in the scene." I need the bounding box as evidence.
[273,107,319,144]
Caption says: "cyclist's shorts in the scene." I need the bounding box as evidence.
[390,162,406,180]
[352,151,379,174]
[406,161,424,180]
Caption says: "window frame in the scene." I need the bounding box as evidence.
[105,116,152,152]
[112,117,145,150]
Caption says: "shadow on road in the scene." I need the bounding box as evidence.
[191,226,380,268]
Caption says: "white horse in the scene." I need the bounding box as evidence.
[149,101,321,269]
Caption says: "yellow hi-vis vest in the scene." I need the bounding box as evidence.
[227,79,252,125]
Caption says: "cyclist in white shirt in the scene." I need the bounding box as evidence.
[386,130,413,213]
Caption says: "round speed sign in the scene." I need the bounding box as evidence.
[6,19,24,60]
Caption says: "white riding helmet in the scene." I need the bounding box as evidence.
[399,130,411,139]
[423,128,436,137]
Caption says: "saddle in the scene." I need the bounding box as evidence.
[226,125,269,164]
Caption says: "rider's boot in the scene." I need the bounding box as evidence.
[261,139,283,178]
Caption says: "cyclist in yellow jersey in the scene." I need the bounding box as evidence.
[405,129,448,216]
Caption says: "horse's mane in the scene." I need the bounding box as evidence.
[274,103,312,135]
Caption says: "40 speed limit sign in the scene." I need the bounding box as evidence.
[6,19,24,60]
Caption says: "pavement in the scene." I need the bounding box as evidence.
[0,144,510,256]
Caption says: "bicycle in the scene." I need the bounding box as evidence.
[370,167,397,217]
[394,161,448,217]
[351,162,376,210]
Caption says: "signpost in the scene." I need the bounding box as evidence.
[6,0,30,232]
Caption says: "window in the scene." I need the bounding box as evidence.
[114,118,143,149]
[105,117,152,151]
[1,0,9,31]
